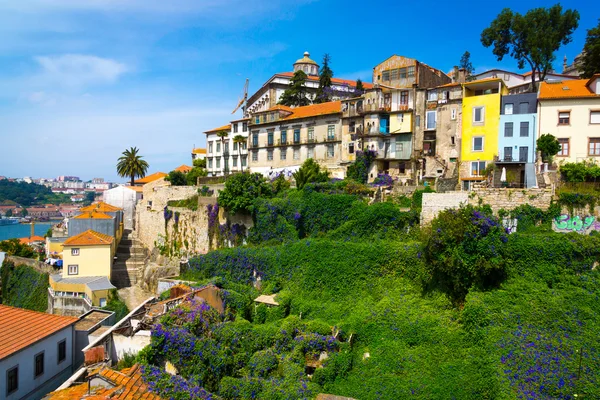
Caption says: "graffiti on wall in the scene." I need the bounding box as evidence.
[553,215,600,233]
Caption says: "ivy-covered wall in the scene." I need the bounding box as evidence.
[0,259,49,312]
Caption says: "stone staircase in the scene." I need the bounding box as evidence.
[111,230,148,289]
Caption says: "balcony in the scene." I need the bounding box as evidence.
[362,103,391,113]
[277,139,288,146]
[306,138,317,144]
[325,135,340,142]
[250,142,260,149]
[267,140,274,147]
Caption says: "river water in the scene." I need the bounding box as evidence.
[0,222,55,241]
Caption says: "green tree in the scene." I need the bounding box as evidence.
[279,70,311,107]
[116,147,150,186]
[84,191,96,205]
[423,206,509,307]
[355,79,364,93]
[187,161,208,186]
[165,170,187,186]
[193,158,207,169]
[292,158,329,189]
[0,238,35,258]
[5,208,12,217]
[459,51,475,81]
[20,208,28,217]
[233,135,247,173]
[537,133,561,163]
[481,5,580,88]
[580,19,600,78]
[218,172,273,214]
[314,53,333,104]
[217,130,230,175]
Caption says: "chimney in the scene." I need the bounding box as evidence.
[457,68,467,84]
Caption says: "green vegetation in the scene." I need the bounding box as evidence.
[102,289,129,321]
[0,180,71,206]
[279,70,311,107]
[116,146,149,186]
[537,133,561,163]
[165,170,187,186]
[0,260,49,311]
[168,195,199,211]
[292,158,329,189]
[217,173,273,214]
[580,18,600,78]
[559,161,600,182]
[314,53,333,104]
[0,238,36,258]
[459,50,475,80]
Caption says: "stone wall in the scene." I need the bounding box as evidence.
[421,192,469,225]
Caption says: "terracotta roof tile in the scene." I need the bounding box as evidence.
[174,165,193,173]
[73,211,113,220]
[134,172,167,184]
[0,305,77,360]
[262,101,341,122]
[204,124,231,133]
[192,148,206,154]
[64,229,114,246]
[80,201,122,213]
[539,79,599,100]
[277,72,373,89]
[18,235,45,244]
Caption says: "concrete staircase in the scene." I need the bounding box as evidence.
[111,230,148,289]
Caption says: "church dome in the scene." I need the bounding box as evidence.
[293,51,319,76]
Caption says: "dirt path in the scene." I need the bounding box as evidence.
[117,285,154,311]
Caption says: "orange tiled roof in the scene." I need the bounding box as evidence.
[539,79,599,100]
[73,211,113,220]
[204,124,231,134]
[134,172,167,184]
[174,164,193,173]
[80,201,122,213]
[262,101,341,122]
[18,235,45,245]
[0,305,77,360]
[47,364,162,400]
[437,82,462,88]
[64,229,114,246]
[192,148,206,154]
[277,72,374,89]
[129,186,144,192]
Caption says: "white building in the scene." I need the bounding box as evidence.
[473,69,580,94]
[0,305,77,400]
[102,185,143,230]
[205,119,250,177]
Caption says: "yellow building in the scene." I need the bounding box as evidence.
[460,78,508,189]
[62,229,114,279]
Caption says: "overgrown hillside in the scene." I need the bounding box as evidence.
[0,260,49,311]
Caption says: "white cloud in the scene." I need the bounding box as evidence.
[33,54,128,87]
[23,91,57,106]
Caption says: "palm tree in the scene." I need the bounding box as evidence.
[217,130,229,175]
[117,147,149,186]
[233,135,246,173]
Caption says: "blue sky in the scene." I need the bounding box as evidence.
[0,0,596,182]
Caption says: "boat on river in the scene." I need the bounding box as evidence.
[0,217,19,226]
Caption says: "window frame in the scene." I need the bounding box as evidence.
[591,110,600,125]
[216,158,220,168]
[472,136,484,152]
[558,110,570,125]
[58,339,67,364]
[588,138,600,156]
[67,265,78,275]
[280,148,287,160]
[557,138,570,157]
[34,351,44,378]
[307,146,314,159]
[504,122,513,137]
[208,142,213,154]
[327,125,335,140]
[451,108,457,120]
[6,365,18,396]
[471,161,486,177]
[251,151,258,162]
[504,103,513,115]
[326,143,335,158]
[425,110,437,130]
[519,121,529,137]
[71,248,80,256]
[267,150,273,161]
[473,106,485,124]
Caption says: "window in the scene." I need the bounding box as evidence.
[268,132,274,146]
[426,110,437,130]
[399,67,407,78]
[255,116,260,124]
[242,142,247,150]
[504,103,513,115]
[591,111,600,124]
[233,124,238,133]
[307,147,314,159]
[233,142,238,151]
[267,150,273,161]
[519,146,528,162]
[589,138,600,156]
[559,111,570,125]
[520,121,529,137]
[557,138,569,157]
[216,158,220,168]
[280,130,287,144]
[473,107,485,124]
[224,141,229,153]
[293,148,300,160]
[415,115,420,127]
[308,127,315,141]
[504,122,513,137]
[68,265,78,275]
[327,144,335,158]
[504,147,513,161]
[407,66,415,78]
[390,69,398,80]
[252,151,258,162]
[208,142,213,153]
[349,121,355,133]
[427,91,438,101]
[382,70,390,81]
[293,128,300,143]
[473,137,484,152]
[216,142,221,153]
[252,132,258,147]
[519,102,529,114]
[242,122,248,132]
[35,351,44,378]
[327,125,335,140]
[451,136,456,146]
[349,143,355,154]
[397,114,404,123]
[241,156,247,167]
[400,91,409,105]
[451,108,457,120]
[71,248,80,256]
[7,366,18,395]
[232,156,238,167]
[471,161,486,176]
[58,339,67,363]
[280,148,287,160]
[208,158,213,168]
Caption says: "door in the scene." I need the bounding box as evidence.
[519,146,528,162]
[504,147,513,161]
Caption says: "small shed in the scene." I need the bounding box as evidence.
[253,294,279,307]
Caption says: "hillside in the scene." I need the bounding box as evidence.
[0,180,71,206]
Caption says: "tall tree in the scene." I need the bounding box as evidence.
[233,135,246,173]
[314,53,333,104]
[279,70,311,107]
[116,147,149,186]
[580,19,600,79]
[217,130,229,175]
[459,51,475,81]
[353,79,365,96]
[481,4,580,88]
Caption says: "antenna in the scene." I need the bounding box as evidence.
[232,78,249,115]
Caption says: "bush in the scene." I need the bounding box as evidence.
[536,133,561,162]
[0,260,48,311]
[249,349,279,377]
[411,187,435,212]
[292,158,329,189]
[165,170,187,186]
[218,173,273,214]
[102,289,129,321]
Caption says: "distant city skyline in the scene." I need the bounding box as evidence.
[0,0,597,181]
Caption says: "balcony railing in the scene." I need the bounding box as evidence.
[277,139,288,146]
[325,135,340,142]
[250,142,260,149]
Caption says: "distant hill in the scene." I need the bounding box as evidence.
[0,180,69,206]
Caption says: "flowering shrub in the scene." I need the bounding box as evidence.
[248,349,279,377]
[142,365,214,400]
[346,150,377,184]
[160,297,221,336]
[371,173,394,187]
[294,332,338,357]
[424,205,509,306]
